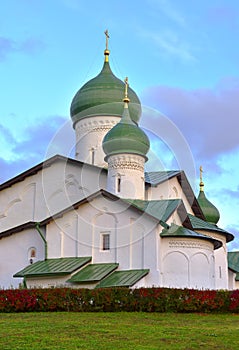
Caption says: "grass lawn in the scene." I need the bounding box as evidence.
[0,312,238,349]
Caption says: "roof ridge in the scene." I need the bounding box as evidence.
[0,154,107,191]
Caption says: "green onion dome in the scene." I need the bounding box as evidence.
[197,191,220,224]
[70,53,141,128]
[102,102,150,160]
[197,170,220,224]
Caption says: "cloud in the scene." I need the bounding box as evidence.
[227,224,239,251]
[0,115,71,184]
[140,82,239,244]
[17,115,72,157]
[148,0,186,27]
[220,187,239,200]
[138,0,199,64]
[19,38,45,55]
[141,107,196,185]
[216,186,239,219]
[0,124,15,146]
[137,27,197,64]
[0,37,15,61]
[0,36,45,61]
[0,124,19,162]
[141,77,239,161]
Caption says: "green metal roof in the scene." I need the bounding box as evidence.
[228,252,239,281]
[103,105,150,159]
[160,223,222,250]
[228,252,239,274]
[188,214,234,242]
[70,60,141,126]
[96,269,149,288]
[144,171,206,221]
[13,257,92,278]
[67,263,119,283]
[124,199,181,223]
[145,171,181,186]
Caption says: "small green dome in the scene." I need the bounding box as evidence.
[197,190,220,224]
[103,105,150,160]
[70,59,141,127]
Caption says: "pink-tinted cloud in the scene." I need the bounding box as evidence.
[141,77,239,161]
[0,115,69,184]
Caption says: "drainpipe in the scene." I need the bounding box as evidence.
[35,222,48,260]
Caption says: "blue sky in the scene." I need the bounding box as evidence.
[1,0,239,248]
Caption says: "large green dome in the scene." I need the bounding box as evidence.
[70,58,141,128]
[197,190,220,224]
[103,104,150,160]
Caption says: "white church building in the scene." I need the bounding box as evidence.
[0,33,238,290]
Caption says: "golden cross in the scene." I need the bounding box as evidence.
[124,77,129,99]
[200,165,203,182]
[104,29,109,50]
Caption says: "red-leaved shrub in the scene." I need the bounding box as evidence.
[0,287,237,313]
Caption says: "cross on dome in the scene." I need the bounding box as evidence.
[199,165,204,191]
[104,29,109,50]
[104,29,110,61]
[123,77,130,104]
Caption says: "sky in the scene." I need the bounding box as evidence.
[1,0,239,248]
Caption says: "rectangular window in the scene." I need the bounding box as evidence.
[91,149,95,165]
[102,233,110,251]
[117,177,121,192]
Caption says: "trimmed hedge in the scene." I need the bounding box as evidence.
[0,287,239,313]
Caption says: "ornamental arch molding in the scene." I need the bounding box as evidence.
[162,251,189,288]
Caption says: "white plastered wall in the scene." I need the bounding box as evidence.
[228,269,236,290]
[160,236,215,289]
[193,229,229,290]
[44,195,218,289]
[0,159,107,232]
[26,276,70,289]
[0,228,44,289]
[75,115,120,167]
[146,177,194,215]
[107,153,146,200]
[0,176,38,231]
[45,194,164,287]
